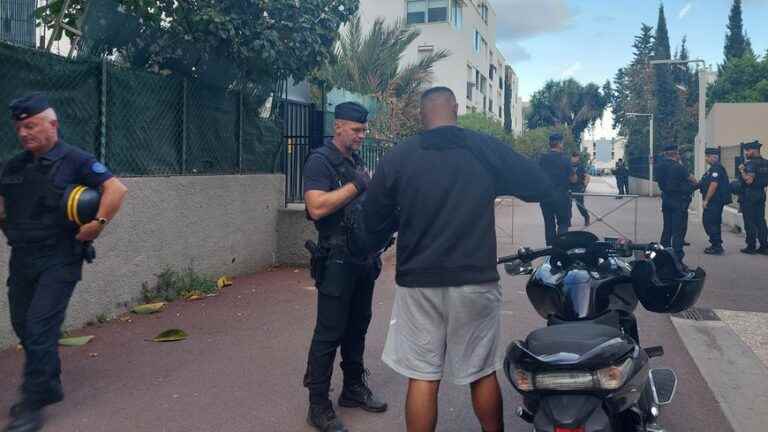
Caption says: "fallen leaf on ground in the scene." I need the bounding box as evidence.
[217,276,233,289]
[185,292,205,301]
[152,329,187,342]
[59,335,95,347]
[132,302,166,315]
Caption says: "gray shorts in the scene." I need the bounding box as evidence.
[381,282,502,385]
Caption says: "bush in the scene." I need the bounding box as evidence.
[141,267,218,303]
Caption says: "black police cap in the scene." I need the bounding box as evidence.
[663,144,679,152]
[705,148,721,156]
[335,102,368,124]
[743,140,762,150]
[9,92,51,121]
[549,133,563,143]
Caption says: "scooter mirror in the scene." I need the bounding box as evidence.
[504,260,533,276]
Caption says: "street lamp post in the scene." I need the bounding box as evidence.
[627,113,654,197]
[649,58,708,211]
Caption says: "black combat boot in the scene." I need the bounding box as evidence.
[338,370,388,413]
[741,247,757,254]
[756,246,768,255]
[3,405,43,432]
[307,402,348,432]
[704,246,724,255]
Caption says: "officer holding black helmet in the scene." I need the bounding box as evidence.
[699,148,731,255]
[302,102,387,432]
[539,133,572,246]
[738,140,768,255]
[0,92,128,432]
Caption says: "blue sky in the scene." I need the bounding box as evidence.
[490,0,768,100]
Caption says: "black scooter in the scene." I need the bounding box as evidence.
[498,231,705,432]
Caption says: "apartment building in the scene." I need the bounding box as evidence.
[359,0,522,131]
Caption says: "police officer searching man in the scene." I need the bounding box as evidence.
[539,133,572,246]
[302,102,386,432]
[0,93,128,432]
[738,140,768,255]
[699,148,731,255]
[656,144,693,265]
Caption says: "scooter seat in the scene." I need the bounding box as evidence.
[525,322,624,358]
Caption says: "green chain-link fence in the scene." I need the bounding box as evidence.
[0,42,282,176]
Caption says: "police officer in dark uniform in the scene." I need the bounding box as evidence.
[0,93,128,432]
[613,158,630,198]
[539,133,572,246]
[699,148,731,255]
[656,144,691,265]
[738,140,768,255]
[302,102,386,432]
[569,151,590,226]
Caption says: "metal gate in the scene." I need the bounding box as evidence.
[282,101,324,205]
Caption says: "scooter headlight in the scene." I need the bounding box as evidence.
[511,358,634,392]
[596,358,634,390]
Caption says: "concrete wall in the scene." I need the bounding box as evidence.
[277,204,316,266]
[0,174,285,348]
[629,176,661,197]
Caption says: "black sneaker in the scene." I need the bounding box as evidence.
[3,408,43,432]
[757,247,768,256]
[307,403,348,432]
[704,246,724,255]
[741,247,758,255]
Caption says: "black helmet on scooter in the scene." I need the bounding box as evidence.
[630,249,705,313]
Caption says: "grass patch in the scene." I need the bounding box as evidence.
[142,266,218,303]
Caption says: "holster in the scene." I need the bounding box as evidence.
[305,240,329,283]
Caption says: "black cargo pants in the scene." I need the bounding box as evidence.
[306,257,381,406]
[7,243,82,405]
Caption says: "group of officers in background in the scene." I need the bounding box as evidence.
[656,140,768,265]
[536,132,768,266]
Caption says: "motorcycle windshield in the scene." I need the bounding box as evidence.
[562,270,592,319]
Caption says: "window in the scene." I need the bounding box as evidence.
[451,0,463,28]
[407,0,426,24]
[489,65,496,81]
[428,0,448,22]
[475,70,480,89]
[499,106,503,118]
[489,99,493,113]
[474,30,481,53]
[480,3,489,23]
[408,0,448,24]
[479,75,487,95]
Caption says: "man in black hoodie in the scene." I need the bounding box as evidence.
[363,87,552,432]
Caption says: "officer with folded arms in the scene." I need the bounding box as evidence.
[0,92,128,432]
[301,102,387,432]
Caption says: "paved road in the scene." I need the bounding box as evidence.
[0,176,762,431]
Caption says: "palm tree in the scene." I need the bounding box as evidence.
[319,16,450,139]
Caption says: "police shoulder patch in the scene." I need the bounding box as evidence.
[91,162,108,174]
[712,172,718,178]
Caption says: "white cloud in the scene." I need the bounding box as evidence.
[489,0,575,42]
[561,62,583,78]
[678,2,693,19]
[497,41,532,63]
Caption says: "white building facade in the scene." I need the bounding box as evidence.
[359,0,521,131]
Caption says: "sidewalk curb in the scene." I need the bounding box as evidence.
[671,317,768,432]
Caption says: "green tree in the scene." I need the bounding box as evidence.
[671,36,699,161]
[458,113,510,143]
[318,16,449,139]
[652,4,680,150]
[513,126,576,157]
[526,79,609,145]
[723,0,754,65]
[708,53,768,104]
[37,0,358,89]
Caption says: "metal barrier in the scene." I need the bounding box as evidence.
[571,192,642,242]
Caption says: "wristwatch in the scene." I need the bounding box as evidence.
[96,217,109,226]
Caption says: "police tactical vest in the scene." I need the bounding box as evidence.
[744,157,768,204]
[1,150,75,247]
[308,145,368,254]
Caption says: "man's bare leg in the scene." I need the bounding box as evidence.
[470,372,504,432]
[405,379,440,432]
